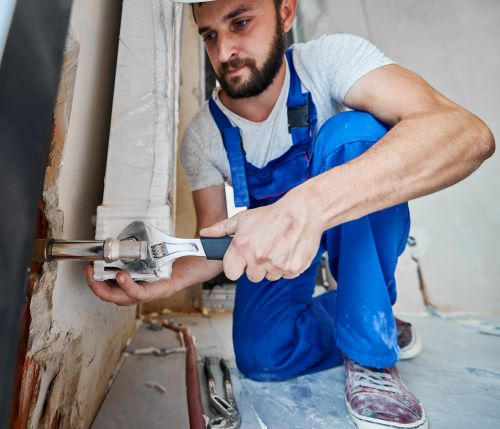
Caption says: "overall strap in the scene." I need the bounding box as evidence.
[208,98,250,207]
[285,48,317,146]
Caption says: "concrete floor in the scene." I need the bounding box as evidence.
[91,312,500,429]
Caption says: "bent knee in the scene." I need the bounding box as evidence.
[233,315,332,381]
[311,111,390,174]
[318,111,389,146]
[233,330,292,381]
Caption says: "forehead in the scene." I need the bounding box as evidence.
[193,0,270,24]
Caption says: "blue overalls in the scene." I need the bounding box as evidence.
[209,49,410,381]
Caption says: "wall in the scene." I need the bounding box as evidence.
[94,0,182,284]
[143,5,205,314]
[297,0,499,315]
[12,1,137,428]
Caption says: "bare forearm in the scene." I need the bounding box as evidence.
[295,107,495,231]
[169,255,224,292]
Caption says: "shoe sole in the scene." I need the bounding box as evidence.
[345,398,428,429]
[399,324,423,360]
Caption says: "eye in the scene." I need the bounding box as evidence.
[233,19,249,30]
[203,32,216,42]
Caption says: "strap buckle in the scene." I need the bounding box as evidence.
[288,97,310,131]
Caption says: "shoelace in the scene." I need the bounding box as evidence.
[350,363,402,394]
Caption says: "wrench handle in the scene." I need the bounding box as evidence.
[200,237,233,260]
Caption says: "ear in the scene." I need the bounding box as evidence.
[280,0,298,33]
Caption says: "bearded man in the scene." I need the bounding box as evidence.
[87,1,495,428]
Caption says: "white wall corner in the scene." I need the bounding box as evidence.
[95,0,183,281]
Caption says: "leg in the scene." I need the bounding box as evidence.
[311,111,410,369]
[233,252,344,382]
[312,112,427,429]
[233,111,408,381]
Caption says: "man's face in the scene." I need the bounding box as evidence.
[194,0,286,99]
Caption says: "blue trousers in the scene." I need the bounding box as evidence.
[232,112,410,381]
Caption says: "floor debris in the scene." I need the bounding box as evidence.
[145,381,167,394]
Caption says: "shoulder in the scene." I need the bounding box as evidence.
[183,101,221,150]
[292,33,389,67]
[292,34,394,103]
[181,100,228,190]
[185,101,216,142]
[294,33,368,50]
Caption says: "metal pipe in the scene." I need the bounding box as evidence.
[46,240,106,261]
[33,238,148,263]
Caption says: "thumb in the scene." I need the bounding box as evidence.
[200,215,239,237]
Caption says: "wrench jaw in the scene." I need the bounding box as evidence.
[116,221,170,278]
[116,221,207,279]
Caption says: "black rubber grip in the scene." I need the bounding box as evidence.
[200,236,233,260]
[220,358,231,383]
[203,356,213,382]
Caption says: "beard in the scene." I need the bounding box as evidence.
[216,16,286,99]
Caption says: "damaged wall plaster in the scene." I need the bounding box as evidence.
[13,1,138,428]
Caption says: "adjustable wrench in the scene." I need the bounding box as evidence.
[34,220,232,279]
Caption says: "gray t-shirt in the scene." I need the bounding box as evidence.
[181,34,393,191]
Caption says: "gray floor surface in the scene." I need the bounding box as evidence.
[92,312,500,429]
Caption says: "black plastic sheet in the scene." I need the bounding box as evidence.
[0,0,72,425]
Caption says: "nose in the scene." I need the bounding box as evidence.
[217,31,238,64]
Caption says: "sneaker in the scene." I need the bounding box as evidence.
[396,318,423,360]
[345,359,428,429]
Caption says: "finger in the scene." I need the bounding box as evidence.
[264,266,283,282]
[282,267,304,280]
[263,260,283,279]
[85,265,137,306]
[115,272,148,302]
[280,256,310,280]
[200,215,239,237]
[245,263,267,283]
[283,273,301,280]
[223,247,247,281]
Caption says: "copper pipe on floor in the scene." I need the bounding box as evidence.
[163,322,205,429]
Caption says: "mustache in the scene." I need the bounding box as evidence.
[220,57,256,75]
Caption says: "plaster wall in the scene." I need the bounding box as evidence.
[297,0,499,315]
[16,1,138,428]
[143,5,205,314]
[94,0,182,282]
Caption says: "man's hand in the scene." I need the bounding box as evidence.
[85,265,180,306]
[200,190,324,283]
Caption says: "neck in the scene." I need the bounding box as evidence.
[218,60,287,122]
